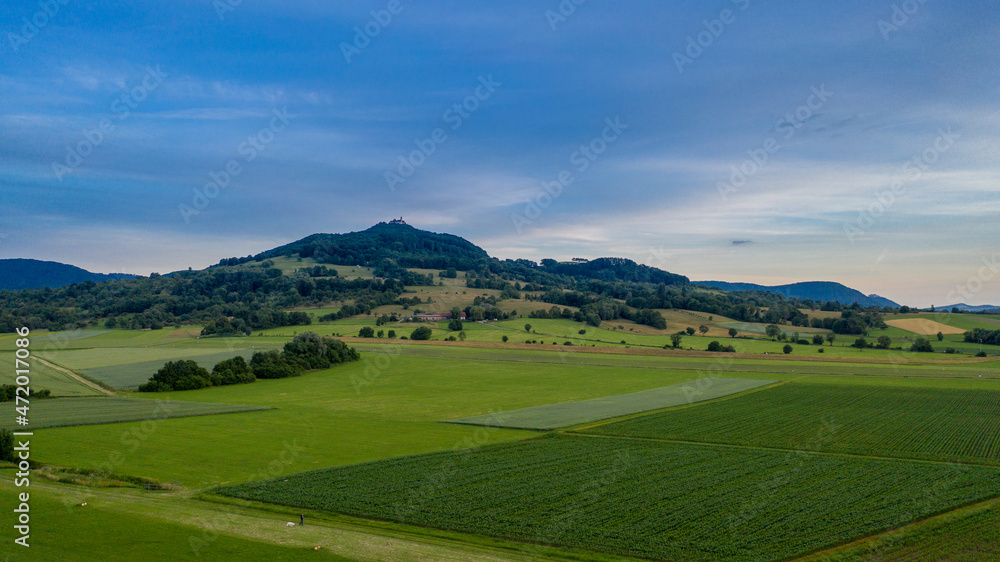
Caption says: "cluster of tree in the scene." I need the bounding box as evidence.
[139,332,359,391]
[200,310,312,337]
[706,341,736,353]
[439,267,458,278]
[964,328,1000,346]
[0,385,51,402]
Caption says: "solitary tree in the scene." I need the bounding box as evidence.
[458,330,467,341]
[813,334,825,345]
[766,325,782,340]
[936,331,944,341]
[728,328,739,338]
[670,333,684,348]
[783,344,793,355]
[876,335,892,349]
[685,327,696,336]
[699,325,709,336]
[826,333,836,345]
[410,326,433,340]
[524,323,532,332]
[501,335,509,343]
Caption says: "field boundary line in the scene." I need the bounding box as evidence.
[567,379,794,433]
[794,494,1000,561]
[564,432,1000,469]
[35,356,115,396]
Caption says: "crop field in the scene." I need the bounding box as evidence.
[809,498,1000,561]
[449,377,777,430]
[36,346,262,371]
[0,397,270,430]
[584,379,1000,464]
[217,434,1000,562]
[79,350,257,388]
[886,318,966,335]
[0,352,104,397]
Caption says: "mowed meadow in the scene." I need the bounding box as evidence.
[3,310,1000,560]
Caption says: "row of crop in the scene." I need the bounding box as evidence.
[584,383,1000,464]
[216,435,1000,561]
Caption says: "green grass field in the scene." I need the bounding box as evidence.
[449,377,777,430]
[584,378,1000,464]
[0,397,270,430]
[0,484,352,561]
[217,434,1000,562]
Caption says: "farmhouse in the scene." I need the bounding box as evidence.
[413,312,465,321]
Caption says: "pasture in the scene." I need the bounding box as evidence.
[217,434,1000,562]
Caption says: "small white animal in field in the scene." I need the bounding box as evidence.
[286,522,295,527]
[81,502,87,506]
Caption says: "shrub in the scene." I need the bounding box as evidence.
[578,329,587,335]
[783,344,793,354]
[910,337,934,353]
[410,326,433,340]
[358,327,375,338]
[976,351,988,357]
[502,335,509,343]
[818,348,825,353]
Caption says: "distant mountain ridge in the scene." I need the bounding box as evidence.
[0,259,138,291]
[940,303,1000,313]
[697,280,900,308]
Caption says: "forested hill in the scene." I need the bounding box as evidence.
[225,223,491,271]
[0,259,138,291]
[697,280,899,308]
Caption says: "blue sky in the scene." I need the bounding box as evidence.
[1,0,997,307]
